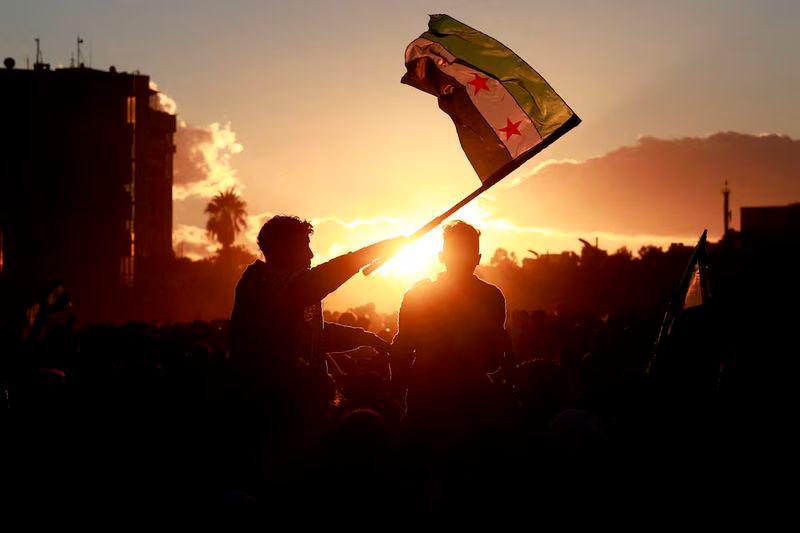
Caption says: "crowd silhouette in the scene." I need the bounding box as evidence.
[0,216,794,515]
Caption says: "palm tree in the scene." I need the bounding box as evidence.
[205,188,247,252]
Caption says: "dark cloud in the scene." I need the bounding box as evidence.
[502,132,800,237]
[173,124,213,186]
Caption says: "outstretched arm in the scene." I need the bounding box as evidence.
[323,321,390,353]
[287,237,407,307]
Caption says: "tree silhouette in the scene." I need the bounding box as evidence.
[205,188,247,252]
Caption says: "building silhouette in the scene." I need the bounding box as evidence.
[0,57,175,322]
[740,203,800,250]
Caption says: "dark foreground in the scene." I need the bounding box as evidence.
[0,299,792,518]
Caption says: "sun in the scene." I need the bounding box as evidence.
[373,199,496,280]
[379,231,442,279]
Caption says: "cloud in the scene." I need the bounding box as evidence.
[173,200,702,313]
[237,212,408,263]
[159,82,247,258]
[173,121,244,200]
[241,210,274,247]
[172,121,244,200]
[498,132,800,238]
[173,210,268,262]
[500,158,581,188]
[172,123,211,186]
[170,130,800,313]
[233,197,699,263]
[172,223,220,261]
[148,81,177,114]
[477,217,701,251]
[149,80,244,201]
[170,121,246,257]
[310,215,405,229]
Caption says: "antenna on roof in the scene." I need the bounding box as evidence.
[722,181,732,235]
[34,37,43,64]
[76,35,85,67]
[33,37,50,70]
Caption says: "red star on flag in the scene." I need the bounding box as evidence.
[467,73,490,96]
[498,118,522,140]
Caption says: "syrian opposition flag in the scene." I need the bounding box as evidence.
[403,14,580,185]
[363,15,579,277]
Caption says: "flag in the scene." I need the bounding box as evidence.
[676,230,711,313]
[683,259,706,310]
[402,14,580,184]
[648,230,711,372]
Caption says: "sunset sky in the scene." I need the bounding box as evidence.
[2,0,799,310]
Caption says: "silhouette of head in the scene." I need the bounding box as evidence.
[439,220,481,278]
[257,215,314,269]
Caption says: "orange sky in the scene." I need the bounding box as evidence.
[3,1,799,311]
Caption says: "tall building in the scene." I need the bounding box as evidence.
[0,57,175,322]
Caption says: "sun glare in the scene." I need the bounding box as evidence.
[375,199,496,280]
[379,231,442,279]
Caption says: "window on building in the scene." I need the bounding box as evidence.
[120,230,135,287]
[120,256,134,287]
[126,96,136,124]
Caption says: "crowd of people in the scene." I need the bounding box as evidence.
[0,216,789,515]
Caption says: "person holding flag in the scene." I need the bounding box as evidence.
[225,215,405,493]
[223,12,580,497]
[229,216,407,404]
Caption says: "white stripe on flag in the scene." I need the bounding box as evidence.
[405,37,542,158]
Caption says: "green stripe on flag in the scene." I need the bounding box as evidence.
[422,14,575,138]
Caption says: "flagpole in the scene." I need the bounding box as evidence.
[362,179,494,276]
[362,115,582,276]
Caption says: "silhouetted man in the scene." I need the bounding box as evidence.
[226,215,404,491]
[230,214,406,412]
[391,220,509,440]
